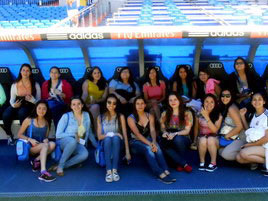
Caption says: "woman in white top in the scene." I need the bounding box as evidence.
[3,64,40,144]
[236,92,268,176]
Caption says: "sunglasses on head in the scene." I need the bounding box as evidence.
[107,100,116,105]
[221,94,231,98]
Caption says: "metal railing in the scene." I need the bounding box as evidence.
[53,0,110,27]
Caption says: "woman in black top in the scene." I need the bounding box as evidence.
[229,57,264,109]
[127,96,175,184]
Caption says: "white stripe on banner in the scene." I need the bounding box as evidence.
[46,34,68,40]
[188,32,210,37]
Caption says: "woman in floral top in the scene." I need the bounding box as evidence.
[160,92,193,173]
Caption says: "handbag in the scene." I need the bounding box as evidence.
[115,89,136,101]
[51,112,69,162]
[16,120,33,161]
[95,140,105,167]
[219,136,233,147]
[51,140,62,162]
[95,114,106,167]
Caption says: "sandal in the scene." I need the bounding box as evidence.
[57,171,64,177]
[56,167,64,177]
[48,164,58,172]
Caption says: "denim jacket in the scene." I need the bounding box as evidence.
[56,111,97,148]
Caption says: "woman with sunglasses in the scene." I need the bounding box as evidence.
[194,94,222,172]
[236,92,268,176]
[109,67,140,116]
[18,100,56,182]
[82,67,108,132]
[42,66,73,128]
[97,94,131,182]
[3,63,41,145]
[143,67,166,121]
[229,57,264,109]
[160,92,193,173]
[218,88,245,161]
[54,97,97,176]
[128,96,176,184]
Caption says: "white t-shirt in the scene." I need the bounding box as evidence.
[250,109,268,130]
[248,109,268,148]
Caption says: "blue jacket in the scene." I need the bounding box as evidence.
[56,111,97,148]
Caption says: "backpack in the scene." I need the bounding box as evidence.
[51,112,69,162]
[16,120,33,161]
[95,114,106,167]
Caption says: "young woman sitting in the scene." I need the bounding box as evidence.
[128,96,176,184]
[194,94,222,172]
[143,67,166,121]
[160,92,194,173]
[97,94,131,182]
[18,100,56,182]
[55,97,97,176]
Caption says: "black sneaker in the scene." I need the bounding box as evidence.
[30,160,41,172]
[206,163,217,172]
[198,163,206,171]
[7,137,16,146]
[261,168,268,177]
[159,175,176,184]
[38,171,56,182]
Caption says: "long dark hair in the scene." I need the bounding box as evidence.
[219,88,235,119]
[164,92,186,128]
[29,100,52,130]
[233,57,256,90]
[102,94,121,132]
[15,63,36,96]
[173,65,194,97]
[117,67,136,92]
[132,96,147,123]
[202,93,221,123]
[48,66,60,92]
[145,67,160,86]
[88,66,106,90]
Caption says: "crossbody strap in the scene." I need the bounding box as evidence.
[64,112,69,132]
[29,119,33,138]
[55,79,64,103]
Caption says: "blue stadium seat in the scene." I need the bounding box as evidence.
[32,67,45,86]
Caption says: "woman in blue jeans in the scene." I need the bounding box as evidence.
[128,96,176,184]
[55,97,97,176]
[160,92,194,172]
[97,94,131,182]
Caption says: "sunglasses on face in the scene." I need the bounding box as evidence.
[235,62,244,65]
[221,94,231,98]
[107,100,116,105]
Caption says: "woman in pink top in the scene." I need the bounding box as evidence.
[143,67,166,121]
[196,69,221,100]
[194,94,222,172]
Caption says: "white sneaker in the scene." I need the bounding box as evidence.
[112,171,120,182]
[105,173,113,182]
